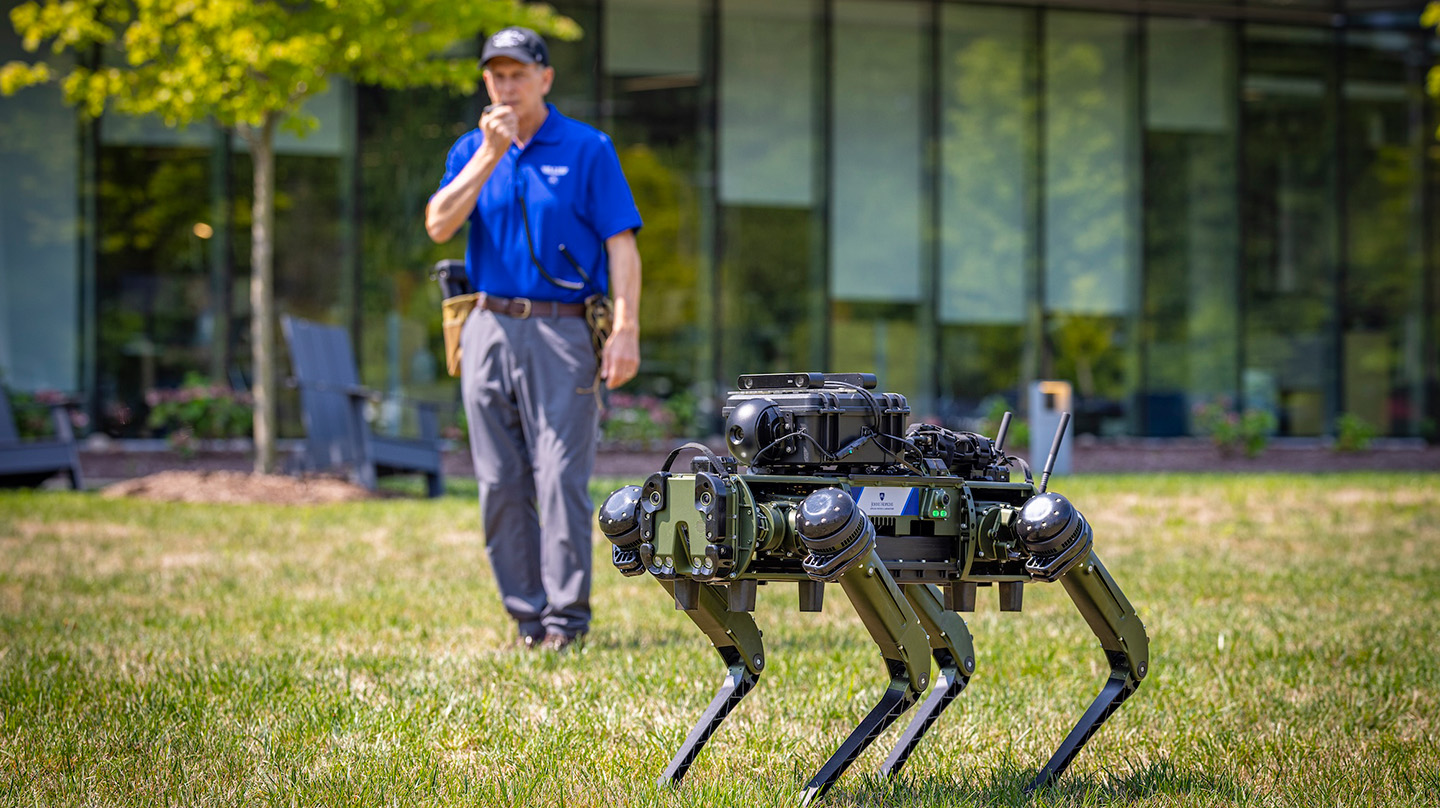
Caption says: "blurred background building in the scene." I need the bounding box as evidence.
[2,0,1436,441]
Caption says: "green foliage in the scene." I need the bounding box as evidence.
[1333,413,1378,453]
[1193,399,1277,458]
[600,391,699,446]
[1426,5,1440,129]
[3,0,580,129]
[979,395,1028,451]
[3,388,82,439]
[145,372,253,455]
[5,389,51,438]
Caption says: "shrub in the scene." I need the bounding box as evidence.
[979,396,1028,453]
[145,373,253,455]
[601,391,697,446]
[4,388,87,439]
[1333,413,1377,453]
[1194,399,1277,458]
[442,406,468,443]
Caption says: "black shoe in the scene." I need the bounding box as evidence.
[538,630,586,653]
[511,630,546,651]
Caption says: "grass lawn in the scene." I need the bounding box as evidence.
[2,473,1437,806]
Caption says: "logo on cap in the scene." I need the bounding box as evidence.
[492,30,526,48]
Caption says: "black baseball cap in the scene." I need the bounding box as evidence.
[481,27,549,67]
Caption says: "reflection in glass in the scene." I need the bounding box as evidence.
[1341,30,1428,437]
[0,29,78,394]
[720,0,816,207]
[938,5,1036,411]
[95,146,213,435]
[720,207,818,379]
[1044,12,1140,434]
[829,0,926,405]
[717,0,822,387]
[605,0,701,79]
[605,0,704,392]
[1242,25,1338,436]
[358,83,475,428]
[831,0,925,304]
[829,0,927,303]
[1142,17,1238,436]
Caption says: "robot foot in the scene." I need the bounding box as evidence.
[1024,662,1140,794]
[879,655,970,777]
[658,660,760,788]
[799,675,918,807]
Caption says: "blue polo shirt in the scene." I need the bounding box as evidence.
[436,104,642,303]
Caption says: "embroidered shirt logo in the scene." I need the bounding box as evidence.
[540,164,570,185]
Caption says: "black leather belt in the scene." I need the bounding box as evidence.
[479,294,586,319]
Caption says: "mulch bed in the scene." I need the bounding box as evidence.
[100,470,375,505]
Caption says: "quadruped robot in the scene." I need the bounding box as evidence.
[598,373,1150,804]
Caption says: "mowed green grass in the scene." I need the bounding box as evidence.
[2,473,1437,807]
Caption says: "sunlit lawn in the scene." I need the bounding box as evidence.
[2,473,1437,806]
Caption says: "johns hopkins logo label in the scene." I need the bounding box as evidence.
[853,487,919,516]
[540,164,570,185]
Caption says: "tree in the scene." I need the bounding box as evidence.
[2,0,578,473]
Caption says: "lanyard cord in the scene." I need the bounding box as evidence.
[518,177,593,294]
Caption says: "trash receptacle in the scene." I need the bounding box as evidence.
[1029,380,1073,476]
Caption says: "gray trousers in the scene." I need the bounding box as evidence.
[460,307,598,638]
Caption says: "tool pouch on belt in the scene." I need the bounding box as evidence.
[441,293,479,377]
[578,294,614,395]
[584,294,614,359]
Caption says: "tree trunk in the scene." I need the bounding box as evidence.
[246,117,279,474]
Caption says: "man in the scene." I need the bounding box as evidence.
[425,27,642,652]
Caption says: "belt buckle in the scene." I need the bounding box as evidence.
[512,298,533,319]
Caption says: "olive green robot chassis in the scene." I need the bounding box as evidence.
[598,374,1150,804]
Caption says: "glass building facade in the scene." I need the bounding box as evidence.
[1,0,1436,440]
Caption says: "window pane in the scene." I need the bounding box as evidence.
[937,5,1036,416]
[940,5,1033,327]
[717,0,823,385]
[720,206,819,378]
[719,0,816,207]
[605,0,706,391]
[831,0,925,304]
[1341,29,1428,437]
[95,146,213,435]
[358,83,476,425]
[1142,17,1239,436]
[827,0,927,404]
[0,27,78,394]
[1044,12,1140,435]
[1045,12,1139,318]
[549,0,600,121]
[605,0,702,78]
[1242,24,1338,437]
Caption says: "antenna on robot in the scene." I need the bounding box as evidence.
[994,411,1013,453]
[1038,411,1071,494]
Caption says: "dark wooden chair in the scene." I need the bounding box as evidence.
[281,315,444,497]
[0,388,84,489]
